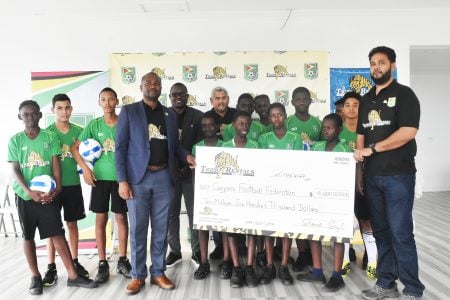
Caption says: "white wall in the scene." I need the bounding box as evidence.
[411,70,450,191]
[1,8,449,190]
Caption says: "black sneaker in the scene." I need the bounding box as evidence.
[219,260,233,279]
[73,259,89,278]
[279,265,294,285]
[256,251,266,268]
[194,261,210,280]
[67,276,99,288]
[260,264,276,285]
[292,254,308,273]
[244,265,258,287]
[29,276,43,295]
[166,252,182,268]
[209,245,223,260]
[230,267,244,288]
[42,263,58,287]
[117,257,132,278]
[191,252,200,268]
[297,270,326,284]
[349,247,356,262]
[95,260,109,284]
[324,276,345,292]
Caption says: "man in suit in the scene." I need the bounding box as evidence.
[166,83,204,268]
[115,72,195,295]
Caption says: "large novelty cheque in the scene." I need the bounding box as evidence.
[194,147,356,242]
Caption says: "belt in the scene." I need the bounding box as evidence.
[147,163,168,172]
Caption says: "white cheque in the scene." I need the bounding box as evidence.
[193,146,356,241]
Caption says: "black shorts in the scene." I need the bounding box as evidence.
[54,185,86,222]
[16,195,65,240]
[90,180,127,214]
[354,191,371,220]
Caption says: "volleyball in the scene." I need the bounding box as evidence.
[79,139,102,162]
[29,175,56,193]
[77,161,94,174]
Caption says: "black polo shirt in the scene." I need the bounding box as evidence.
[357,80,420,176]
[143,100,168,166]
[208,107,237,139]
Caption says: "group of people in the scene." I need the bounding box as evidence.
[8,46,424,299]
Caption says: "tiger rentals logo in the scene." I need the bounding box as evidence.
[200,151,255,178]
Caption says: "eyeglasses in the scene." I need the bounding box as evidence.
[170,92,188,98]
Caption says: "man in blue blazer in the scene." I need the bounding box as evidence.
[115,72,195,295]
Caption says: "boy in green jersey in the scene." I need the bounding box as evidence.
[71,88,131,283]
[297,113,349,292]
[258,103,302,286]
[42,94,89,286]
[338,91,378,279]
[222,93,265,142]
[192,112,223,280]
[286,87,321,148]
[8,100,97,295]
[222,111,259,288]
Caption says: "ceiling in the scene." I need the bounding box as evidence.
[1,0,450,16]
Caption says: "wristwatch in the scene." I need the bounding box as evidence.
[369,143,377,154]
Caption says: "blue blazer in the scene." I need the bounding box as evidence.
[115,101,189,185]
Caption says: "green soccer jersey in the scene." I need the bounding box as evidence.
[339,124,357,151]
[222,121,266,142]
[221,139,259,149]
[77,117,117,181]
[47,123,83,186]
[285,115,322,144]
[192,139,223,157]
[312,140,352,153]
[8,129,61,200]
[253,120,273,133]
[258,131,302,150]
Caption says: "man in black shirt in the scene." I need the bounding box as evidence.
[354,46,425,300]
[166,83,203,268]
[207,86,236,139]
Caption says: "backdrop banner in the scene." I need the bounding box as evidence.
[110,51,330,118]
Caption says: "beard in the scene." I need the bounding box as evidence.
[371,70,392,85]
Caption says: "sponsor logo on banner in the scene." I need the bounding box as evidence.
[304,63,319,80]
[274,51,287,54]
[205,66,236,80]
[121,67,136,84]
[121,95,135,106]
[159,93,168,106]
[213,51,227,56]
[349,74,373,95]
[266,65,296,78]
[275,90,289,106]
[183,65,197,82]
[151,67,174,80]
[244,64,258,81]
[152,52,166,56]
[199,151,255,178]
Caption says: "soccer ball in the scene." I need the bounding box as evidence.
[77,161,94,174]
[29,175,56,193]
[79,139,102,162]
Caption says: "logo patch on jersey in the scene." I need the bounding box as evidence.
[22,151,50,168]
[387,97,396,107]
[362,110,391,130]
[60,144,72,161]
[148,124,167,141]
[103,138,115,154]
[98,133,104,137]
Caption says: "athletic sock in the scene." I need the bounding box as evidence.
[343,243,350,261]
[362,231,377,264]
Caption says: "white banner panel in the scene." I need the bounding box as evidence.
[109,51,329,118]
[194,147,356,242]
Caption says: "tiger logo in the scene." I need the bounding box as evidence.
[151,67,165,78]
[274,65,288,78]
[301,132,313,146]
[213,66,227,80]
[368,110,381,130]
[103,138,115,154]
[214,151,239,178]
[187,94,197,106]
[350,75,373,95]
[60,144,72,161]
[27,152,44,168]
